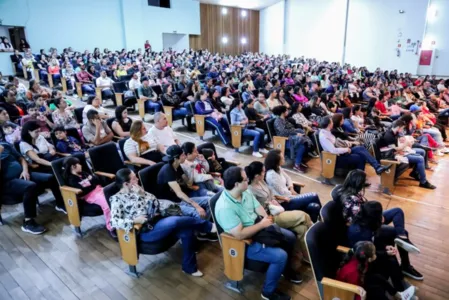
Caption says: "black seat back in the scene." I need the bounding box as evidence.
[74,107,84,124]
[119,74,133,82]
[313,130,323,154]
[106,117,116,135]
[266,118,276,142]
[209,191,224,236]
[103,182,120,207]
[138,162,166,198]
[320,199,349,247]
[118,138,129,160]
[88,142,125,175]
[197,142,219,159]
[112,81,128,94]
[306,221,343,297]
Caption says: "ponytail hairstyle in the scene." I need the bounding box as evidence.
[63,156,81,181]
[244,161,264,184]
[230,98,242,112]
[340,241,376,285]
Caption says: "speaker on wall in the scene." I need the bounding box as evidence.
[148,0,170,8]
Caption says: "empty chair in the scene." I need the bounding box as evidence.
[88,142,126,178]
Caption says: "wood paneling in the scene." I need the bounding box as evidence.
[189,4,259,55]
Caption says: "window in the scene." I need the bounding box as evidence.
[148,0,171,8]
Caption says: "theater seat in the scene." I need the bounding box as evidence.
[88,142,126,178]
[209,191,269,293]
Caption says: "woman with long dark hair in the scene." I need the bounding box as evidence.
[111,105,132,137]
[264,150,322,221]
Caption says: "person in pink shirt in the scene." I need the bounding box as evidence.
[292,86,308,104]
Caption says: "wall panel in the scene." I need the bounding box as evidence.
[189,4,259,55]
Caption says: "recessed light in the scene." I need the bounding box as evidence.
[222,37,228,44]
[241,37,247,44]
[222,8,228,15]
[241,10,247,17]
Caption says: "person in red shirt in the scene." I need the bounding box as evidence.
[374,94,391,116]
[144,40,151,50]
[336,241,416,300]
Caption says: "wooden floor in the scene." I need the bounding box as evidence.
[1,99,449,300]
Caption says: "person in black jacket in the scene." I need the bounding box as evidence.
[63,156,115,237]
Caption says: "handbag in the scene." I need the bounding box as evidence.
[143,199,183,232]
[251,215,286,247]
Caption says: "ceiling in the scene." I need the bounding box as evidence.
[198,0,283,10]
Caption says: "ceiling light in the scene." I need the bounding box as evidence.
[241,37,247,44]
[241,10,247,17]
[222,37,228,44]
[222,8,228,15]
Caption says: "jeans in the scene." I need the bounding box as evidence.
[145,100,162,113]
[102,89,116,104]
[139,215,212,273]
[406,148,427,184]
[205,117,231,145]
[439,108,449,117]
[246,227,296,295]
[243,127,265,152]
[51,73,61,84]
[82,84,96,95]
[281,192,322,222]
[423,127,444,146]
[383,208,406,237]
[294,142,307,165]
[179,196,211,220]
[2,172,64,218]
[172,102,193,118]
[39,70,48,83]
[336,146,380,171]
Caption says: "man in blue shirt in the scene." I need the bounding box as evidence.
[215,166,300,300]
[0,142,64,234]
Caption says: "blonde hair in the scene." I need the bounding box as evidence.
[130,121,150,154]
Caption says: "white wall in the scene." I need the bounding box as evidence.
[419,0,449,76]
[345,0,428,74]
[259,0,285,55]
[162,33,189,52]
[0,26,11,40]
[0,0,200,53]
[285,0,347,62]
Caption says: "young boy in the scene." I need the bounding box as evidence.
[54,126,87,157]
[21,102,53,137]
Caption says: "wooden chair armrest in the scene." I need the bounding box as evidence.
[321,150,337,157]
[321,277,362,295]
[94,171,116,179]
[249,120,256,124]
[380,159,401,165]
[274,136,289,141]
[30,164,40,169]
[124,160,142,168]
[189,185,200,191]
[209,172,222,177]
[60,186,83,195]
[292,181,305,188]
[56,152,70,157]
[337,245,350,253]
[227,160,241,166]
[133,224,143,230]
[220,233,252,245]
[274,195,290,202]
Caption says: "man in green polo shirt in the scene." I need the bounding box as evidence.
[215,167,300,300]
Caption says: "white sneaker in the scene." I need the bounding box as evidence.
[260,148,269,154]
[186,270,203,277]
[266,142,273,148]
[399,285,416,300]
[436,150,444,156]
[442,148,449,154]
[252,152,263,158]
[210,223,217,233]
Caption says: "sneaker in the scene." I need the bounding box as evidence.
[210,223,217,233]
[292,164,306,173]
[282,271,303,284]
[184,270,203,277]
[402,265,424,281]
[197,232,218,242]
[399,285,416,300]
[300,162,309,169]
[21,219,47,235]
[55,205,67,215]
[376,164,392,175]
[442,147,449,154]
[260,148,269,154]
[108,229,118,241]
[266,142,274,149]
[252,152,263,158]
[419,181,436,189]
[261,290,291,300]
[395,238,421,254]
[436,150,444,156]
[309,151,319,158]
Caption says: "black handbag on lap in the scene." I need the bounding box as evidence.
[251,215,286,247]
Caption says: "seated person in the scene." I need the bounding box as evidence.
[21,102,53,136]
[161,83,192,124]
[272,105,311,173]
[181,142,222,195]
[111,106,132,138]
[246,161,312,263]
[201,148,230,175]
[337,241,416,300]
[336,170,422,280]
[2,122,21,144]
[96,71,116,105]
[377,120,436,189]
[264,150,322,222]
[76,63,95,95]
[63,157,114,237]
[124,120,163,166]
[82,110,114,146]
[110,168,217,276]
[0,107,19,143]
[52,97,79,129]
[147,112,180,153]
[53,126,87,156]
[157,145,217,242]
[215,166,301,300]
[319,116,391,177]
[137,77,161,113]
[0,89,25,122]
[20,121,58,171]
[194,90,231,146]
[0,142,65,233]
[82,95,109,125]
[230,99,268,158]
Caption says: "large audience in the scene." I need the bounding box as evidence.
[1,43,449,300]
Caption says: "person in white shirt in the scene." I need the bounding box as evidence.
[124,120,163,166]
[147,112,179,153]
[128,73,142,91]
[96,71,116,105]
[0,38,14,52]
[82,95,109,124]
[437,79,446,92]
